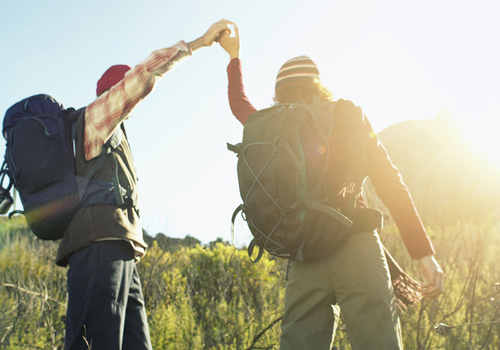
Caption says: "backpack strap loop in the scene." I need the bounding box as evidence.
[8,210,23,219]
[247,239,264,263]
[231,204,245,226]
[230,204,246,250]
[0,161,13,192]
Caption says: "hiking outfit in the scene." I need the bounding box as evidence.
[59,41,192,350]
[226,58,435,350]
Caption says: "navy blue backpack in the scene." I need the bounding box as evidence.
[1,94,121,240]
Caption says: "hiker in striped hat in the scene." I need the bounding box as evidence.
[219,23,444,350]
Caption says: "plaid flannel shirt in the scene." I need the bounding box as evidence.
[84,41,191,160]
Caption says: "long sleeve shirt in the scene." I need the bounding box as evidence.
[84,41,191,160]
[226,58,435,260]
[56,41,193,265]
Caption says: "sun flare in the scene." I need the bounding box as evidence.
[464,114,500,167]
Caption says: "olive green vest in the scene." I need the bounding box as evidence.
[56,110,146,266]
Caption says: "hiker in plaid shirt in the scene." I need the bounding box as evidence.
[57,20,232,350]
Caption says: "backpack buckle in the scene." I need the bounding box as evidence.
[282,202,300,217]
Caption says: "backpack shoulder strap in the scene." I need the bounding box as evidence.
[312,101,337,137]
[69,108,86,141]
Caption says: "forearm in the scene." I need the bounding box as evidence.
[187,37,205,52]
[227,58,257,125]
[366,119,435,259]
[378,186,435,259]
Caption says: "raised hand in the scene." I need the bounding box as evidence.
[218,22,240,60]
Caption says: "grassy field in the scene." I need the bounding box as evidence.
[1,213,499,349]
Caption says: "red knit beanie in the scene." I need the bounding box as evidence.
[96,64,132,96]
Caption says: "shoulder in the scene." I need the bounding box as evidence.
[332,99,366,126]
[334,98,361,113]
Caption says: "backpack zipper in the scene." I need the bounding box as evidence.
[28,116,53,137]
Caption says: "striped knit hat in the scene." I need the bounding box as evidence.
[275,56,320,91]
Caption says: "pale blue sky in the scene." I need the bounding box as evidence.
[1,0,499,245]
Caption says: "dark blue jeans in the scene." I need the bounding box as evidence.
[65,240,152,350]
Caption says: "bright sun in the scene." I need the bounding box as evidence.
[463,114,500,167]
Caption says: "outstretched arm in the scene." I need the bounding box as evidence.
[362,112,444,298]
[218,23,257,125]
[364,115,435,259]
[84,20,233,160]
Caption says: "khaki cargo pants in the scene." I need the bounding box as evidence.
[279,231,403,350]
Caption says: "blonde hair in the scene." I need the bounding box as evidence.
[274,77,334,104]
